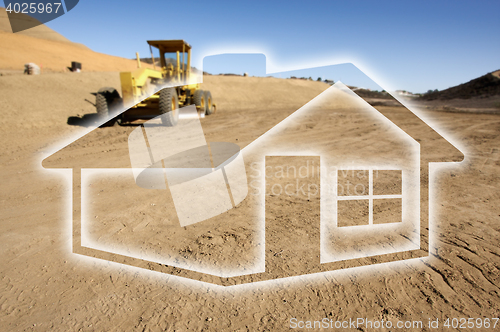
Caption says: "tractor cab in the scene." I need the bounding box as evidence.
[97,39,214,127]
[147,40,192,84]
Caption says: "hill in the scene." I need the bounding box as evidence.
[420,70,500,100]
[0,6,78,44]
[0,7,151,73]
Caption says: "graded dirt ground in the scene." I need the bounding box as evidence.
[0,70,499,331]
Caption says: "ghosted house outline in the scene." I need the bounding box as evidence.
[42,57,464,286]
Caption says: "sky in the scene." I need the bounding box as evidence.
[36,0,500,93]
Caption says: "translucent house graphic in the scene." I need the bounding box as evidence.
[42,57,464,286]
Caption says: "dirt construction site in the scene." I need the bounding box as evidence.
[1,7,500,332]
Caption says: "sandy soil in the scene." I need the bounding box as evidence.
[0,7,76,44]
[0,8,152,73]
[1,71,499,331]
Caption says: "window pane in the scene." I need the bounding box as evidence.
[337,199,369,227]
[337,169,369,196]
[373,170,402,195]
[373,198,402,224]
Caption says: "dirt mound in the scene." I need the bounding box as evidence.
[0,30,154,72]
[0,7,153,73]
[420,70,500,100]
[0,7,84,45]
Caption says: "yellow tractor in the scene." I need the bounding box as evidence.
[96,40,214,126]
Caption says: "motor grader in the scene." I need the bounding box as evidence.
[96,40,214,126]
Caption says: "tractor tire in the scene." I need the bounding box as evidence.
[204,90,214,115]
[193,89,206,114]
[159,88,179,126]
[96,87,122,126]
[95,92,109,118]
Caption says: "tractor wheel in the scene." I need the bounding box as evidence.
[193,89,206,114]
[204,91,214,115]
[96,87,122,126]
[159,88,179,126]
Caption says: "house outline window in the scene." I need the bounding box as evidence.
[336,168,403,226]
